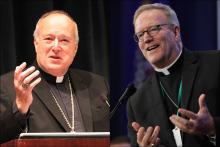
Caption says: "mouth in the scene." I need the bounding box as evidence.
[146,44,160,51]
[49,56,62,60]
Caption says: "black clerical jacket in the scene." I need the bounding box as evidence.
[127,49,220,147]
[0,68,109,144]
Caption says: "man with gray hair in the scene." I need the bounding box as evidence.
[0,10,109,144]
[127,3,219,147]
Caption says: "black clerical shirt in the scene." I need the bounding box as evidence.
[156,53,184,129]
[40,69,85,132]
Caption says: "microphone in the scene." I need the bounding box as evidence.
[110,83,136,119]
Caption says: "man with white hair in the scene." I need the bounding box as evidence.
[0,10,109,143]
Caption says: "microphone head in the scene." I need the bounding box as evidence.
[119,83,136,102]
[110,83,136,119]
[126,83,136,96]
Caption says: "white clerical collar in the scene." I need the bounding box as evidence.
[154,49,182,75]
[56,76,64,83]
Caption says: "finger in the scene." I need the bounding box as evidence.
[16,66,36,87]
[142,126,153,145]
[14,62,27,80]
[170,115,189,129]
[29,77,41,90]
[23,70,40,84]
[178,108,198,120]
[170,115,185,126]
[137,127,145,145]
[132,122,141,132]
[170,115,195,134]
[19,66,36,83]
[198,94,206,109]
[15,62,27,74]
[150,126,160,144]
[14,63,27,87]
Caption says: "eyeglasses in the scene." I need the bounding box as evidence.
[133,24,173,42]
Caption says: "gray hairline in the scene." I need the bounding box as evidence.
[133,3,180,27]
[133,3,183,49]
[33,10,79,44]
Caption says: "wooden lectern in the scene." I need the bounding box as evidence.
[0,132,109,147]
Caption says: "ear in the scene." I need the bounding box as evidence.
[74,43,78,53]
[174,26,181,41]
[33,38,38,53]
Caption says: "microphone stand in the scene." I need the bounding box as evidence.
[110,84,136,119]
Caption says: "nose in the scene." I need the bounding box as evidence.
[54,38,59,47]
[143,32,153,43]
[52,38,61,53]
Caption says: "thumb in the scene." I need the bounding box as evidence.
[198,94,206,109]
[132,122,141,132]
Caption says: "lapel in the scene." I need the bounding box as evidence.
[144,50,199,146]
[33,78,71,132]
[147,74,177,146]
[68,69,93,132]
[181,50,199,109]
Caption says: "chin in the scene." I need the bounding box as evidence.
[47,63,60,68]
[148,57,162,66]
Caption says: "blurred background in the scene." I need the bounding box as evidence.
[0,0,219,144]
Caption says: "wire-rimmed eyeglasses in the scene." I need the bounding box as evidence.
[133,24,174,42]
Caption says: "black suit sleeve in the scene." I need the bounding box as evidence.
[0,72,27,144]
[127,98,139,147]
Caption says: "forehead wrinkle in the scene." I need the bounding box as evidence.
[35,14,77,40]
[135,10,168,33]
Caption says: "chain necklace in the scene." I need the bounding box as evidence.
[50,76,75,132]
[159,80,183,116]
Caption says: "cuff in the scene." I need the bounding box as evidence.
[12,101,30,130]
